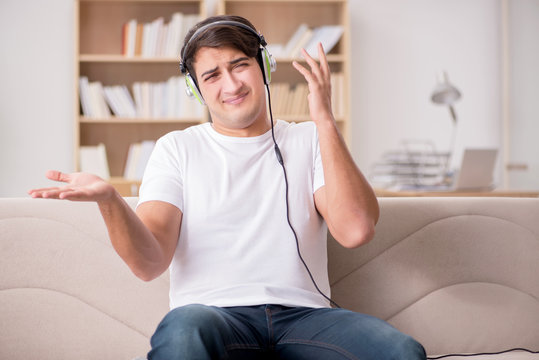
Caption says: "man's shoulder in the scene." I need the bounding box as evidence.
[277,120,318,143]
[158,123,211,143]
[278,120,317,134]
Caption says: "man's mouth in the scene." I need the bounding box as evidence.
[223,92,248,105]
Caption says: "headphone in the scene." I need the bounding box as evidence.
[179,20,276,105]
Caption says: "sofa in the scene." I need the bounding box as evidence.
[1,196,538,359]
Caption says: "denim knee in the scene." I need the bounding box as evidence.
[389,333,426,360]
[148,304,227,360]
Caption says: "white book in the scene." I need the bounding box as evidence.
[89,82,111,118]
[126,19,137,57]
[119,85,137,118]
[149,17,164,57]
[141,82,151,118]
[134,140,156,180]
[303,25,344,57]
[151,82,164,118]
[79,143,110,180]
[283,23,310,57]
[103,86,123,117]
[132,82,143,118]
[156,22,168,57]
[290,28,313,58]
[123,142,141,180]
[167,12,184,57]
[165,76,176,118]
[79,76,93,117]
[141,23,152,57]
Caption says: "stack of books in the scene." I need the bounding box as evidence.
[122,13,201,58]
[369,141,451,190]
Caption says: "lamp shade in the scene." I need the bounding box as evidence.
[431,72,461,105]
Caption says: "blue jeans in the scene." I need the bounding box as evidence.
[148,304,426,360]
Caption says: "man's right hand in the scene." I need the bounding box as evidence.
[28,170,115,203]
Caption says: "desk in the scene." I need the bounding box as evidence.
[375,188,539,198]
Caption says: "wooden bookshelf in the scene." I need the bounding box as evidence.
[75,0,207,195]
[217,0,351,141]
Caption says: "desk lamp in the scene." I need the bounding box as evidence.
[431,71,461,124]
[431,71,462,180]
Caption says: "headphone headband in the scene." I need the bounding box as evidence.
[180,20,266,74]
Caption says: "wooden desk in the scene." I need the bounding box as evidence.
[375,188,539,198]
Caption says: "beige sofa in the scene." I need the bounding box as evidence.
[1,197,539,359]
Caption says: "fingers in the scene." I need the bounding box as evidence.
[317,42,330,78]
[28,170,72,198]
[46,170,70,183]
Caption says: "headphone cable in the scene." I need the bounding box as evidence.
[266,84,341,309]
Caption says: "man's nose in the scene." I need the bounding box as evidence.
[221,71,242,93]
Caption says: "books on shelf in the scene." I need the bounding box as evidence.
[123,140,156,180]
[270,24,344,58]
[269,72,344,118]
[79,76,205,120]
[79,143,110,180]
[79,77,111,119]
[121,13,201,58]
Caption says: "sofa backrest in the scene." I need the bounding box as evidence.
[328,197,539,356]
[2,197,539,358]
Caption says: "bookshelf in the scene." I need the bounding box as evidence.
[216,0,351,141]
[75,0,207,195]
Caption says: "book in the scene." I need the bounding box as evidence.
[79,76,92,117]
[120,13,201,58]
[303,25,344,57]
[88,81,111,119]
[124,141,156,180]
[79,143,110,179]
[283,23,310,57]
[123,142,141,180]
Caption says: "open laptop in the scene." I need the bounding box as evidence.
[451,148,498,191]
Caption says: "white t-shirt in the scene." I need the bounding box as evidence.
[138,120,330,309]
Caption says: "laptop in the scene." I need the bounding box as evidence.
[452,148,498,191]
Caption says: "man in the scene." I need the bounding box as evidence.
[29,15,425,360]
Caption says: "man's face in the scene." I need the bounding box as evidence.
[192,46,269,137]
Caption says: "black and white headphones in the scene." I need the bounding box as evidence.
[179,20,277,105]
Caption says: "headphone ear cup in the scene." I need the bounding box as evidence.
[185,74,205,105]
[258,47,276,85]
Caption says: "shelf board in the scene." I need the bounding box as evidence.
[276,114,345,122]
[80,116,205,123]
[79,54,345,63]
[222,0,346,3]
[275,54,345,62]
[79,54,180,63]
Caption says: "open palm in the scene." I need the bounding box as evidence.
[28,170,115,202]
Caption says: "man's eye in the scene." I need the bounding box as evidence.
[235,63,248,69]
[204,74,217,82]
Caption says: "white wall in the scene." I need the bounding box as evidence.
[0,0,518,196]
[0,0,74,197]
[349,0,503,182]
[507,0,539,190]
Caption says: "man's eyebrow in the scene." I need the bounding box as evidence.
[201,66,218,78]
[200,57,250,78]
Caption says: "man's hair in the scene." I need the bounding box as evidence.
[180,15,261,79]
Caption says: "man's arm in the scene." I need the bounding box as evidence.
[293,44,379,248]
[28,170,181,281]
